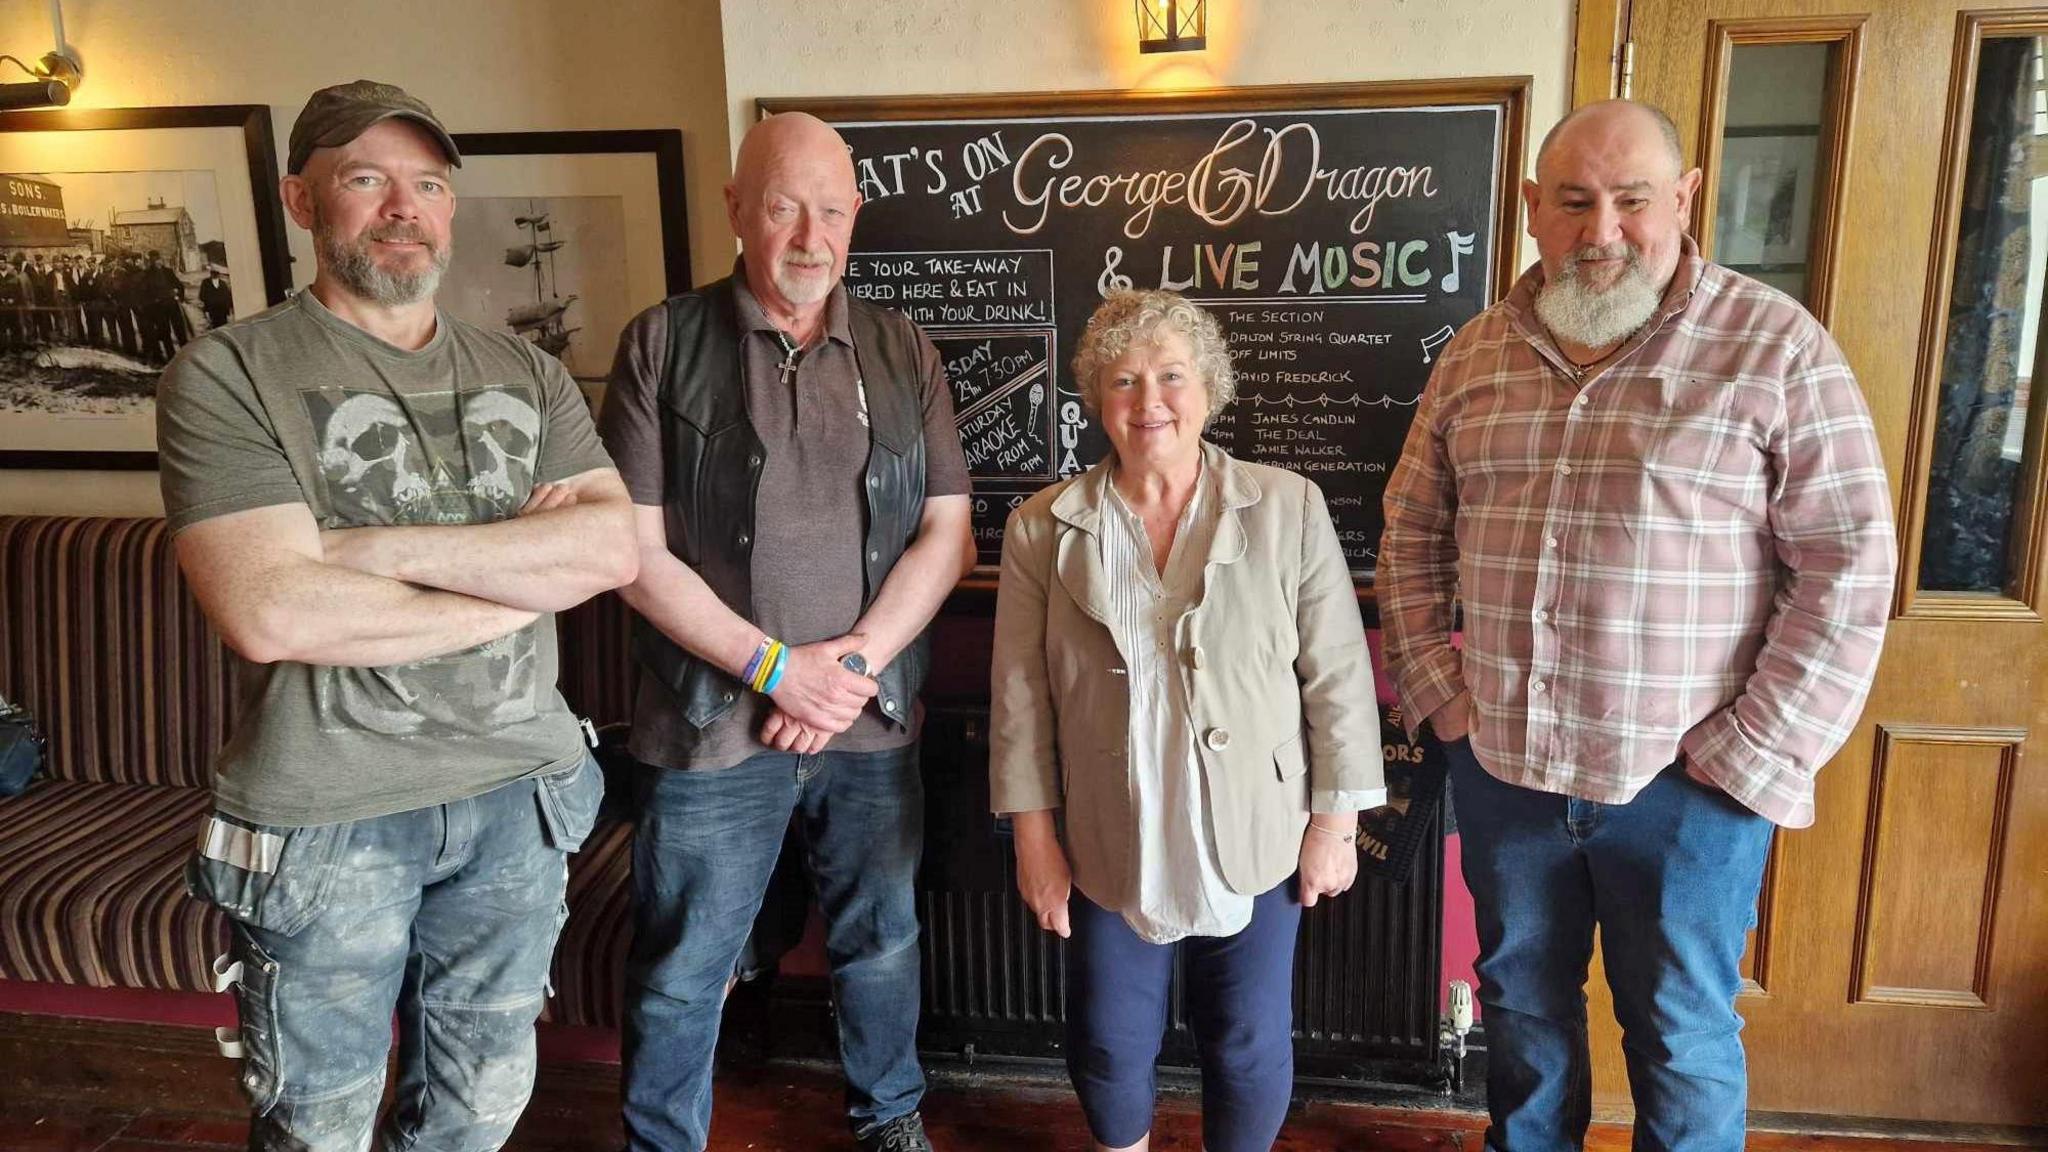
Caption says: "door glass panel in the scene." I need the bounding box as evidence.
[1713,42,1831,303]
[1919,35,2044,593]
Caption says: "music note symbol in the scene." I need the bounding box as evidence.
[1420,324,1455,364]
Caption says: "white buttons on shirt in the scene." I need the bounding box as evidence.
[1556,461,1573,476]
[1204,728,1232,751]
[1533,608,1549,623]
[1545,536,1559,549]
[1574,393,1590,406]
[1530,678,1547,694]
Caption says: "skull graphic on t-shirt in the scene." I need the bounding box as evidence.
[301,384,548,737]
[309,386,542,525]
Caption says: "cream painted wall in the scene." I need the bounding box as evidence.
[718,0,1573,175]
[0,0,731,517]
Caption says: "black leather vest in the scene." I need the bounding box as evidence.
[633,277,930,732]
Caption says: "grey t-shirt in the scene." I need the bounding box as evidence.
[599,269,971,770]
[157,290,615,826]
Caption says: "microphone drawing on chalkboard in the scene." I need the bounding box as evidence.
[1027,379,1045,431]
[953,358,1051,427]
[1421,324,1456,364]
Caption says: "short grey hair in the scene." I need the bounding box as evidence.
[1071,289,1236,417]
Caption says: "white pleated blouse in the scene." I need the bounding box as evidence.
[1099,463,1253,944]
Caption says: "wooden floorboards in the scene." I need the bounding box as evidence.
[1,1013,2038,1151]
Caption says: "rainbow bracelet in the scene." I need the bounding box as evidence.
[741,638,771,686]
[747,639,787,694]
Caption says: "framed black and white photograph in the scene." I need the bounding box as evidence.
[442,130,690,408]
[0,105,290,469]
[1713,126,1820,295]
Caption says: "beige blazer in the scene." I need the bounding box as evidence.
[988,442,1384,911]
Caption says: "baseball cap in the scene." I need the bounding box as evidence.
[288,79,462,175]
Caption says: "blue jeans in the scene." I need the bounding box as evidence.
[622,746,926,1151]
[186,756,603,1152]
[1065,882,1301,1152]
[1447,740,1774,1152]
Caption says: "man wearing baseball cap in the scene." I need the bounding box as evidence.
[159,79,637,1151]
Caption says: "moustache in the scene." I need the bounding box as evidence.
[364,225,436,248]
[1563,243,1639,272]
[781,249,830,269]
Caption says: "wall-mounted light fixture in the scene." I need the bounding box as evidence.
[1136,0,1206,54]
[0,0,82,111]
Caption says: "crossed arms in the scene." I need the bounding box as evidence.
[176,469,639,667]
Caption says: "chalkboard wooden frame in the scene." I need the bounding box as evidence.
[761,78,1531,609]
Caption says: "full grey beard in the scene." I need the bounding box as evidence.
[1534,246,1662,350]
[316,213,448,307]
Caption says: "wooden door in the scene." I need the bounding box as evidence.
[1577,0,2048,1126]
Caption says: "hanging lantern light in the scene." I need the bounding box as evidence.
[1136,0,1206,54]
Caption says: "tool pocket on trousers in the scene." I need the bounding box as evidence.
[534,754,604,852]
[220,935,286,1116]
[185,815,351,937]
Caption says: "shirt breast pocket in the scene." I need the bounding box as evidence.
[1637,374,1739,480]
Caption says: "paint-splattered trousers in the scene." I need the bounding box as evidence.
[186,755,604,1152]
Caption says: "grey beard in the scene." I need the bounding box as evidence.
[317,221,448,307]
[772,261,834,306]
[1534,255,1662,350]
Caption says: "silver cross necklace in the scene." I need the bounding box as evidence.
[771,327,802,388]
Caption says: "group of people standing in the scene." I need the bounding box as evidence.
[153,78,1892,1152]
[0,248,229,362]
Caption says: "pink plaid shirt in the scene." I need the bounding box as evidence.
[1380,240,1895,828]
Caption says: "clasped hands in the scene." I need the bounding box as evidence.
[490,488,881,757]
[757,634,878,755]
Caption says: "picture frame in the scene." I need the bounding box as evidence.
[442,129,691,409]
[1713,125,1821,296]
[0,105,290,470]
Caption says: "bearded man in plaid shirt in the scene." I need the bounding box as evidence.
[1381,99,1896,1152]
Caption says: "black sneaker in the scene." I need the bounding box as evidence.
[857,1111,933,1152]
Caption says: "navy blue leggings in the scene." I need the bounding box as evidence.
[1064,880,1300,1151]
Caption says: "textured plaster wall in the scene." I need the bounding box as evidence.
[0,0,730,516]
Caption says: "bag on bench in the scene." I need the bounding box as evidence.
[0,694,46,797]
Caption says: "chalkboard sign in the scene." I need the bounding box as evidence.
[764,81,1528,584]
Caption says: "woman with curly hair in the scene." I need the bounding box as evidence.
[988,289,1386,1151]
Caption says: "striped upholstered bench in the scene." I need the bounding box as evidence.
[0,515,639,1029]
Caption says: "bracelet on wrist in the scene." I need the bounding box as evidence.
[747,639,787,694]
[1307,820,1358,845]
[757,644,789,695]
[741,638,773,686]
